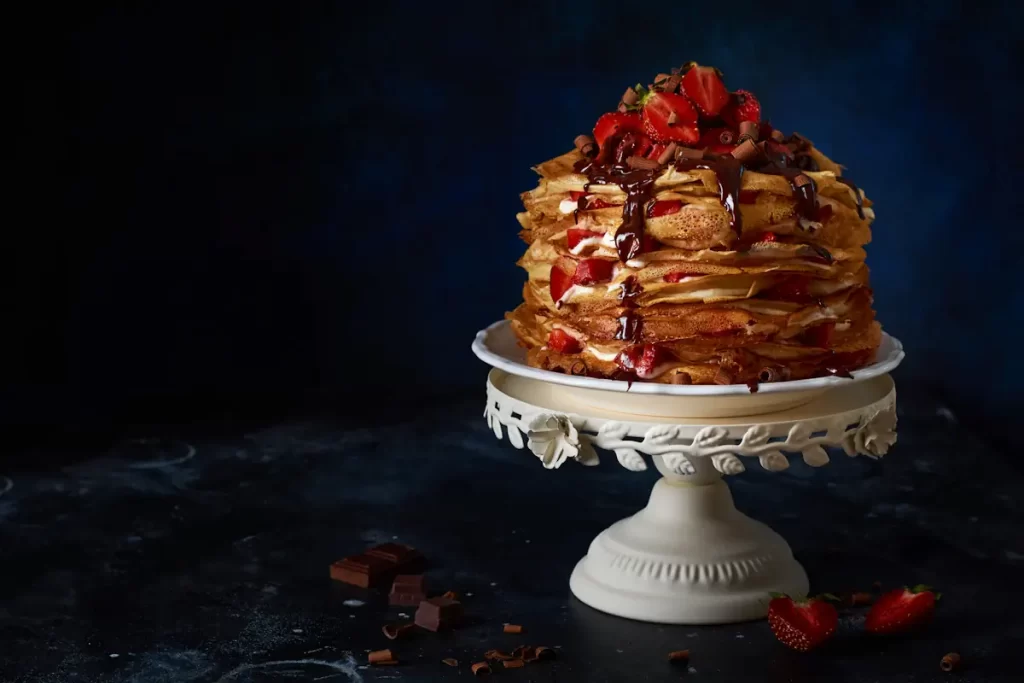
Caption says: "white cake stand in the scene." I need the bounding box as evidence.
[472,321,903,625]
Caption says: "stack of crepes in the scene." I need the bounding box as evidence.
[508,63,880,388]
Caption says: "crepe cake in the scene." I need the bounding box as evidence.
[508,62,881,389]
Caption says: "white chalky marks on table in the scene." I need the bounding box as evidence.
[0,477,12,498]
[126,439,197,469]
[215,654,363,682]
[342,599,365,607]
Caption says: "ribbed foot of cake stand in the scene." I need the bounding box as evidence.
[569,475,807,624]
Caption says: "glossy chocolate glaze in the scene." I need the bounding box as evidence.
[673,156,744,235]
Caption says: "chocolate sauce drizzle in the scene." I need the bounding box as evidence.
[835,177,866,220]
[673,157,745,236]
[614,275,644,342]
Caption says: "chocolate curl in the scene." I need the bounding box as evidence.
[569,360,587,376]
[441,590,460,600]
[770,129,785,142]
[621,87,639,107]
[713,366,735,385]
[718,130,735,144]
[369,649,395,664]
[617,102,628,113]
[675,146,705,160]
[671,371,692,385]
[503,659,525,669]
[668,650,691,662]
[662,74,681,93]
[657,142,678,165]
[484,649,513,661]
[627,155,660,170]
[442,658,459,667]
[849,592,873,606]
[511,646,531,660]
[940,653,961,672]
[792,173,813,189]
[738,120,759,142]
[534,646,556,660]
[730,138,759,163]
[666,111,678,126]
[381,623,414,640]
[574,134,597,158]
[471,661,492,676]
[503,624,524,634]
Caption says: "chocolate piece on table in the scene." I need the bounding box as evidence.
[329,553,396,588]
[366,542,426,573]
[389,574,427,606]
[414,596,464,632]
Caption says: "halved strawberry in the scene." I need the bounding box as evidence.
[549,264,573,302]
[569,191,618,211]
[865,585,939,634]
[804,321,836,348]
[647,200,682,218]
[615,344,671,378]
[641,92,700,144]
[664,271,703,283]
[547,328,582,354]
[721,89,761,128]
[681,64,730,117]
[573,258,615,285]
[566,227,604,250]
[593,112,643,151]
[642,233,660,252]
[768,594,838,652]
[739,190,760,204]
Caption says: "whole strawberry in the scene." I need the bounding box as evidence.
[767,593,838,652]
[865,585,939,634]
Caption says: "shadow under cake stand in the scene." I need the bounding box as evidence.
[472,321,904,625]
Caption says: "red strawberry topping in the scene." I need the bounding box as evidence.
[573,258,615,285]
[865,585,939,634]
[767,276,814,302]
[615,343,672,378]
[739,190,760,204]
[722,89,761,128]
[647,200,682,218]
[566,227,604,250]
[681,64,730,117]
[547,328,582,354]
[641,92,700,144]
[569,191,618,210]
[593,112,643,151]
[804,321,836,348]
[663,271,703,283]
[767,594,838,652]
[549,264,573,303]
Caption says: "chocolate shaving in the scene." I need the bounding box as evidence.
[792,173,812,188]
[574,135,597,158]
[626,155,660,170]
[511,646,531,659]
[471,661,491,676]
[758,366,782,383]
[442,658,459,667]
[503,624,524,634]
[503,659,525,669]
[730,139,759,163]
[713,366,735,385]
[662,74,681,93]
[617,102,628,113]
[484,649,513,661]
[441,590,460,600]
[534,646,556,660]
[668,649,691,662]
[675,146,705,160]
[369,649,395,664]
[738,120,759,141]
[671,371,692,385]
[621,88,639,106]
[382,623,415,640]
[849,592,873,606]
[770,129,785,142]
[569,360,588,376]
[940,652,961,672]
[667,111,678,126]
[657,143,678,165]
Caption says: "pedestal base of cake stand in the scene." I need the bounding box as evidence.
[483,369,898,625]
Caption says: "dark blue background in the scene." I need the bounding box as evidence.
[12,1,1023,443]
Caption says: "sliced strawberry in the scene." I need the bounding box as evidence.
[767,276,813,302]
[804,321,836,348]
[642,233,660,252]
[547,328,582,354]
[570,191,619,211]
[566,227,604,250]
[721,89,761,128]
[573,258,615,285]
[865,586,939,634]
[646,142,670,161]
[615,344,671,378]
[815,203,834,223]
[739,190,760,204]
[641,92,700,144]
[664,271,703,283]
[681,65,730,117]
[549,264,573,302]
[615,345,643,374]
[768,594,838,652]
[647,200,682,218]
[593,112,643,151]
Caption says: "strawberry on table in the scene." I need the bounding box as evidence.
[767,593,838,652]
[722,89,761,128]
[641,92,700,144]
[865,585,939,634]
[681,64,730,117]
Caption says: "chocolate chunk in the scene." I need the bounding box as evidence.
[414,596,463,632]
[621,87,639,106]
[738,120,759,142]
[657,143,678,165]
[329,553,396,589]
[668,649,690,662]
[389,574,427,606]
[503,624,524,634]
[367,542,424,568]
[627,155,660,170]
[369,649,395,664]
[730,138,759,163]
[675,146,704,160]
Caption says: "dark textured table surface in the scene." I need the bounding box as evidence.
[3,385,1023,682]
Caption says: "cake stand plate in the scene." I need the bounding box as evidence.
[475,322,901,625]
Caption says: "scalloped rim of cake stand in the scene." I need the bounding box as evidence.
[472,320,904,397]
